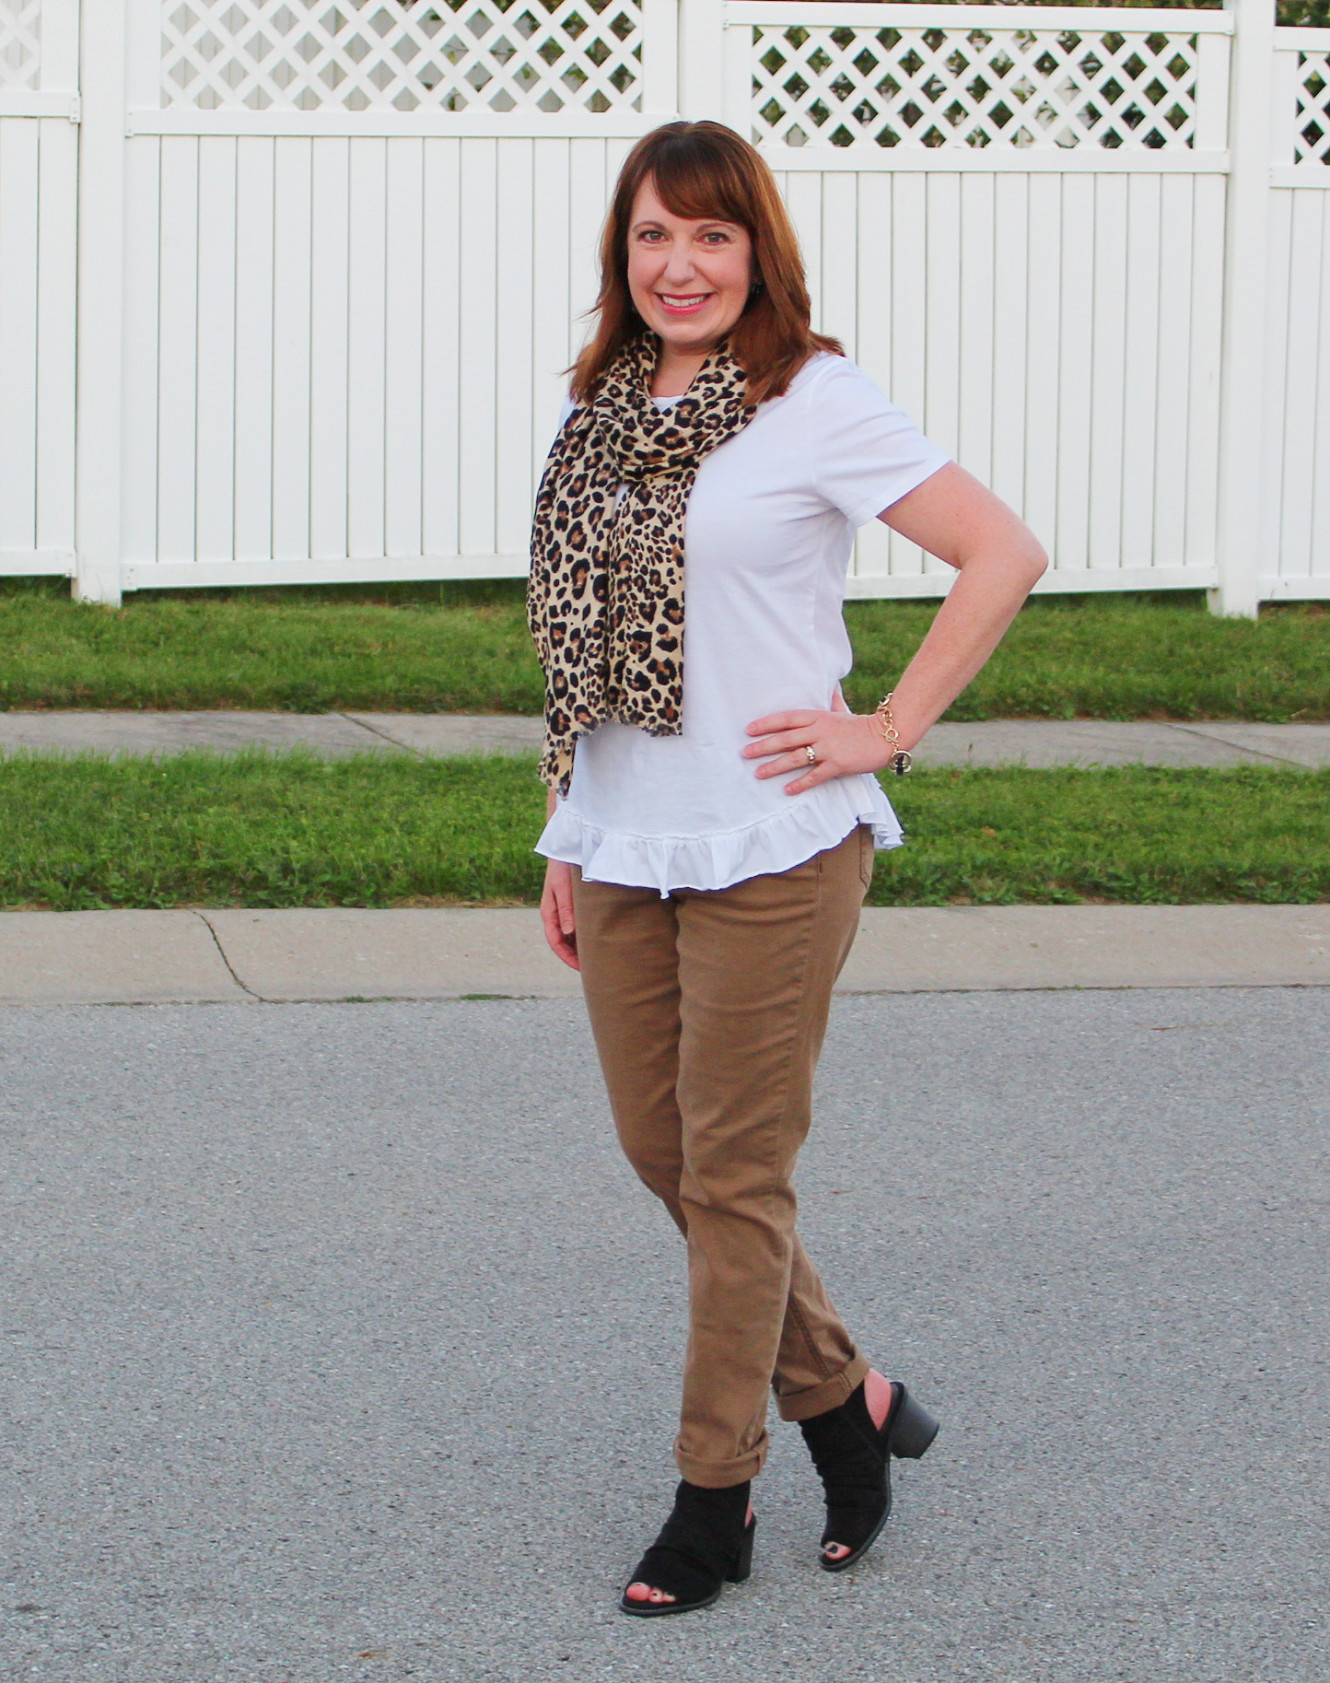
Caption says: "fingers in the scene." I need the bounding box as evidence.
[777,763,839,797]
[752,748,842,796]
[742,726,819,762]
[746,710,820,737]
[540,869,580,971]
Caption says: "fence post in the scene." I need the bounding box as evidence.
[677,0,726,120]
[72,0,130,605]
[641,0,681,117]
[1210,0,1277,618]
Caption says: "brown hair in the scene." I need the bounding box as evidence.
[569,121,842,409]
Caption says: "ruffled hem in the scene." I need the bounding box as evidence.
[536,774,903,897]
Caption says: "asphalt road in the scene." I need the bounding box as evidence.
[2,989,1327,1683]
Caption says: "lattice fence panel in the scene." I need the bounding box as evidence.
[159,0,645,113]
[0,0,41,88]
[1294,52,1330,165]
[750,23,1199,151]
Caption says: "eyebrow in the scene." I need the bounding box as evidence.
[630,217,740,234]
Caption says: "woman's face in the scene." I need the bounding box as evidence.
[625,177,755,360]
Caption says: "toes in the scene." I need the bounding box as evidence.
[823,1542,850,1560]
[625,1581,676,1605]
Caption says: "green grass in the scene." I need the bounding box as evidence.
[2,581,1329,722]
[0,580,543,715]
[2,751,1325,910]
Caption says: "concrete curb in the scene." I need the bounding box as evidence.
[4,904,1328,1005]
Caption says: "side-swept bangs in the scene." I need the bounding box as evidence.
[570,121,841,409]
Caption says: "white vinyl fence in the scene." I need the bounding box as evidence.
[0,0,1325,609]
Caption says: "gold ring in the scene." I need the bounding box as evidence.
[804,746,817,765]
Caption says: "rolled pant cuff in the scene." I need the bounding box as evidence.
[674,1435,767,1489]
[774,1354,871,1424]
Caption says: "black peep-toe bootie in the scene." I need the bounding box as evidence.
[618,1478,755,1617]
[799,1380,938,1572]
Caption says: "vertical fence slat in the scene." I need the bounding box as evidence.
[888,171,927,576]
[422,137,461,561]
[1185,173,1226,567]
[347,137,388,561]
[531,138,572,487]
[786,172,823,332]
[120,140,160,567]
[309,136,350,561]
[384,137,424,562]
[567,138,608,359]
[495,136,535,559]
[234,136,276,564]
[458,137,498,558]
[821,172,857,353]
[924,172,961,473]
[35,119,78,558]
[1153,174,1194,567]
[1055,175,1094,574]
[1313,195,1330,580]
[1119,172,1162,580]
[957,172,995,492]
[194,137,238,563]
[271,137,312,563]
[990,172,1028,540]
[852,169,892,580]
[1259,184,1292,586]
[1023,173,1061,562]
[1088,173,1127,570]
[0,118,39,553]
[156,136,200,564]
[1279,189,1324,576]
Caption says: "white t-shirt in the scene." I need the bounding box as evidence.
[536,352,950,895]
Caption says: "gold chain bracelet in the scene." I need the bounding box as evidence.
[874,691,913,776]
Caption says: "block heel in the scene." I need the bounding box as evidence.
[727,1515,755,1583]
[888,1385,940,1460]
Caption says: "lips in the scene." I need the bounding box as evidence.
[656,292,713,315]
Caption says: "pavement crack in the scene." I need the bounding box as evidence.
[1166,722,1300,766]
[192,911,267,1002]
[336,712,423,757]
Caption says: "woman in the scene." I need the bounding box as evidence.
[527,121,1046,1616]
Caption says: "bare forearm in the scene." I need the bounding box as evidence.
[888,548,1044,748]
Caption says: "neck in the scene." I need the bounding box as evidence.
[651,339,715,399]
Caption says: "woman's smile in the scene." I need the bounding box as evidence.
[657,292,715,316]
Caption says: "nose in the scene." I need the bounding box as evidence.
[661,237,696,285]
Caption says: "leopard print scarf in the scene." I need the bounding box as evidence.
[527,334,753,795]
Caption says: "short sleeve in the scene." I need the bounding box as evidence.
[808,356,951,528]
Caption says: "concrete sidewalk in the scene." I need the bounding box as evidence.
[4,904,1329,1006]
[3,710,1330,767]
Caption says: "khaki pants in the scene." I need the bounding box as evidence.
[572,825,874,1488]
